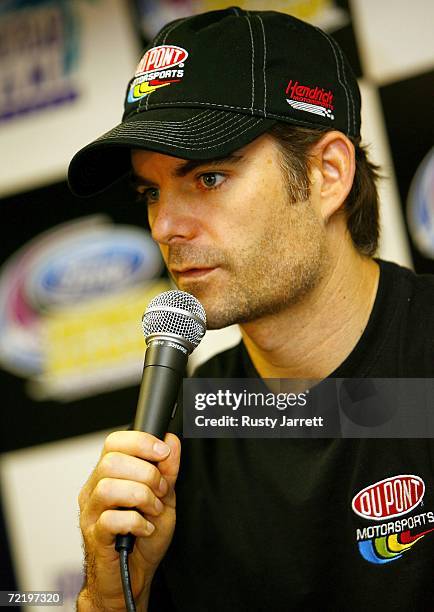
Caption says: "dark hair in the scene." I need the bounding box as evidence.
[267,123,381,256]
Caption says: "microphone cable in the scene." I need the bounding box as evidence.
[116,535,136,612]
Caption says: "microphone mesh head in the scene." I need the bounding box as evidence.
[142,290,206,350]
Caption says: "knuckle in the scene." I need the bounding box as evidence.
[131,483,146,506]
[99,452,120,474]
[95,477,112,501]
[103,431,120,453]
[98,509,113,531]
[128,510,145,533]
[147,463,161,486]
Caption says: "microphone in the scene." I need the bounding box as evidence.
[115,290,206,555]
[134,289,207,436]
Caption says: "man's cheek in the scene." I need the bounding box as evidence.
[158,244,169,264]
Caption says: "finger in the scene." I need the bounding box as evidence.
[102,431,172,463]
[96,452,168,498]
[86,478,165,523]
[93,509,155,546]
[79,432,177,516]
[79,431,171,506]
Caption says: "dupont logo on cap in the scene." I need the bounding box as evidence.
[128,45,189,102]
[351,475,425,521]
[135,45,188,75]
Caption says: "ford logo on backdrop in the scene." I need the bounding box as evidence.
[28,226,162,307]
[0,216,171,400]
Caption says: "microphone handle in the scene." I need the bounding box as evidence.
[115,339,188,554]
[134,340,188,436]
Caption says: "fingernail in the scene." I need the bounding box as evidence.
[154,498,164,513]
[146,521,155,535]
[153,441,170,456]
[159,477,168,495]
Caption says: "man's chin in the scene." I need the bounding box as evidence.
[194,301,239,330]
[203,305,255,330]
[170,278,249,328]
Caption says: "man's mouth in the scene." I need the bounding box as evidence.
[171,266,217,279]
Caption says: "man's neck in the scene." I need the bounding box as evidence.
[240,243,380,379]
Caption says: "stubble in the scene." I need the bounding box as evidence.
[168,197,329,329]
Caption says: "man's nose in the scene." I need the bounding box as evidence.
[149,195,197,245]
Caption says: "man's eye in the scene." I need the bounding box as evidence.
[198,173,225,189]
[137,187,159,203]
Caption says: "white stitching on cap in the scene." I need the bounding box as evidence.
[153,30,167,46]
[103,116,260,146]
[140,100,333,127]
[124,112,233,134]
[162,17,188,44]
[124,109,213,127]
[245,15,255,114]
[107,112,252,137]
[146,101,260,112]
[112,109,258,144]
[257,14,267,117]
[126,111,240,134]
[316,28,350,134]
[335,42,356,134]
[232,7,240,16]
[117,116,254,142]
[154,19,179,45]
[139,21,181,116]
[102,118,263,150]
[134,110,214,129]
[140,16,191,112]
[322,30,355,134]
[107,114,257,143]
[107,113,255,137]
[99,110,335,145]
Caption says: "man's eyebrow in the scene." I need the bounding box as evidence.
[129,172,155,189]
[172,154,245,177]
[129,153,244,188]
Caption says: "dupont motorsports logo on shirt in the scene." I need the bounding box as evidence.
[351,475,434,564]
[128,45,189,102]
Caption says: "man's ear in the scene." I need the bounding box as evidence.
[311,131,355,222]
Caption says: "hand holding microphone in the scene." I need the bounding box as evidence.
[77,291,206,612]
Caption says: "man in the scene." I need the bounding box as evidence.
[69,8,434,611]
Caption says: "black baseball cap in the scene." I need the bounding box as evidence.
[68,7,361,197]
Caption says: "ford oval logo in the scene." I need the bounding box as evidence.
[352,475,425,521]
[28,226,163,306]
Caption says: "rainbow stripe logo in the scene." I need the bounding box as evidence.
[358,527,434,564]
[352,474,434,564]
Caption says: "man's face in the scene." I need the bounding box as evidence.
[131,134,328,329]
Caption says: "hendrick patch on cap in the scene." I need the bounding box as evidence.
[68,7,361,197]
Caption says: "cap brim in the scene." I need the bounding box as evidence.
[68,108,276,197]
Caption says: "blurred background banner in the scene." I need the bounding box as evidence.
[0,0,433,609]
[0,0,140,198]
[135,0,350,38]
[0,0,80,123]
